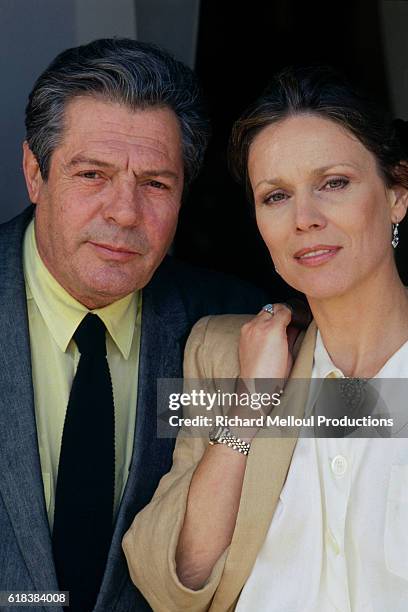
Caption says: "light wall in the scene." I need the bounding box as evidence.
[0,0,200,223]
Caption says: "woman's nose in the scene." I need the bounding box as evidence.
[294,192,327,233]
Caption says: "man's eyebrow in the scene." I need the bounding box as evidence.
[67,156,180,180]
[68,156,115,168]
[142,169,180,180]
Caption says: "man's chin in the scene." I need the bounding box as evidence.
[66,275,145,309]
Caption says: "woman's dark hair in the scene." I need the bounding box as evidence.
[229,65,408,200]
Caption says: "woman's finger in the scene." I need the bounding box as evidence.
[258,302,292,318]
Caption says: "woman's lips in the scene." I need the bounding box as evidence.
[88,241,140,262]
[293,245,341,267]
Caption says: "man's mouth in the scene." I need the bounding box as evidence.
[88,241,141,261]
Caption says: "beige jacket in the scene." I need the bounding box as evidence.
[123,314,317,612]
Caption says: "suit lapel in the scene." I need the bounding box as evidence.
[99,266,189,608]
[0,209,60,594]
[211,322,317,611]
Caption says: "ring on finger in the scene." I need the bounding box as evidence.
[262,303,275,316]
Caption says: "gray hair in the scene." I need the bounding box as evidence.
[25,38,210,188]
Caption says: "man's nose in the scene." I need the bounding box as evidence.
[103,178,142,227]
[294,192,327,233]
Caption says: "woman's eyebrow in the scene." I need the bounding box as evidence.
[312,162,362,174]
[253,162,361,190]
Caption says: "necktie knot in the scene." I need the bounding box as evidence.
[74,313,107,356]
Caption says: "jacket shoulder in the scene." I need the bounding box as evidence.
[0,207,33,255]
[184,313,254,379]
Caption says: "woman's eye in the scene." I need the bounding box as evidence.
[323,177,349,190]
[264,191,287,204]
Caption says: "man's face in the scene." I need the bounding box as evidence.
[23,97,184,308]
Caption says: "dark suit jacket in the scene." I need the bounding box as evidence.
[0,207,267,611]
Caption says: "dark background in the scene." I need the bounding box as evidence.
[1,0,407,296]
[175,0,408,299]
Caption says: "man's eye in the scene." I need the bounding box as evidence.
[263,191,287,204]
[79,171,101,180]
[323,177,349,190]
[148,180,166,189]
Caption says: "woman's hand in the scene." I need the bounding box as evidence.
[176,303,305,590]
[239,303,296,380]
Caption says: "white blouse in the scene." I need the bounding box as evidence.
[236,332,408,612]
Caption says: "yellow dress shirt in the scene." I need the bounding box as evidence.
[23,219,141,530]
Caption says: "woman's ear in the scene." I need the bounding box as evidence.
[22,141,43,204]
[389,162,408,223]
[389,186,408,224]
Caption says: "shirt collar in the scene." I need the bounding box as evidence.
[313,329,408,379]
[313,330,345,379]
[23,219,138,358]
[305,330,345,418]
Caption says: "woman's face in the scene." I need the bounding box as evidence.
[249,114,408,300]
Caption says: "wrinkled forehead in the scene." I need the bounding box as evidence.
[51,96,184,169]
[61,95,180,138]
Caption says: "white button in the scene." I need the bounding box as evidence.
[331,454,348,476]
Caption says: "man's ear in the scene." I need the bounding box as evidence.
[22,141,43,204]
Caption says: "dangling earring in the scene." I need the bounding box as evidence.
[392,222,399,249]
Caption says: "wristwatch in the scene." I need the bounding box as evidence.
[208,425,251,455]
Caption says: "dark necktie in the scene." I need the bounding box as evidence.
[52,313,115,611]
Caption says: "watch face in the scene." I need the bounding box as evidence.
[209,425,229,442]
